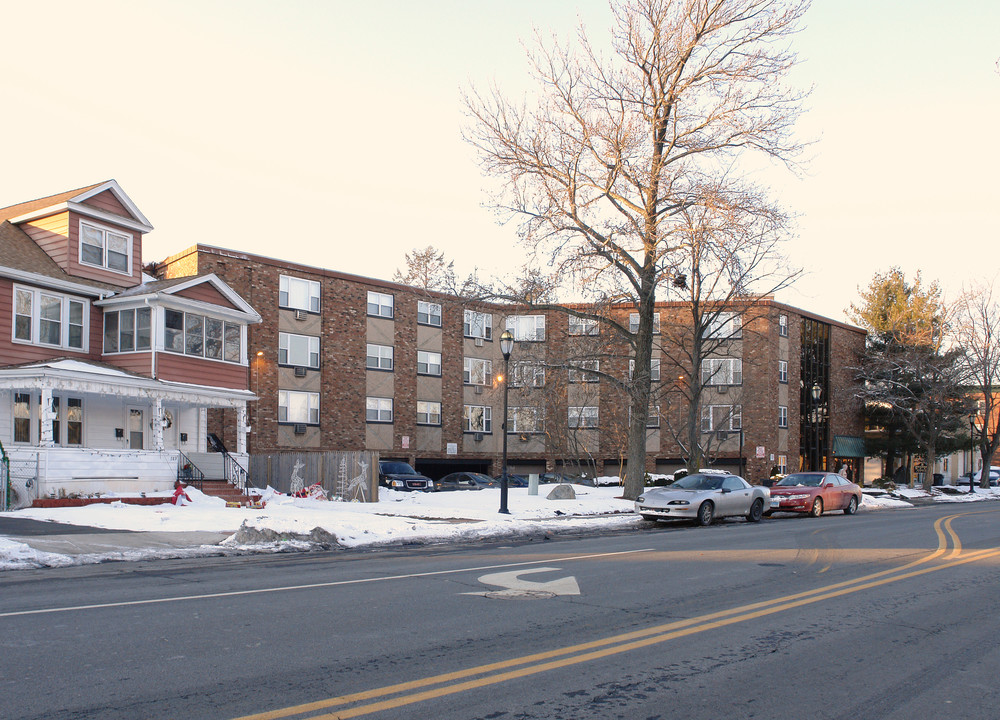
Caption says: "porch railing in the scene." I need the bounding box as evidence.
[0,439,9,512]
[177,452,205,489]
[224,452,251,494]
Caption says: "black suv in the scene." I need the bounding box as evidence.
[378,461,433,491]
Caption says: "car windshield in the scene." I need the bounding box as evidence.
[381,462,417,475]
[672,474,725,491]
[775,473,823,487]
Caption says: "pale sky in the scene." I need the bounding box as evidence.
[1,0,997,323]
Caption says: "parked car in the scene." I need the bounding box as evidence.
[434,472,492,491]
[378,461,433,492]
[494,473,528,487]
[635,473,770,526]
[768,472,861,517]
[968,467,1000,487]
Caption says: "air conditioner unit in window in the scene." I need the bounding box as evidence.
[474,337,484,347]
[474,385,483,394]
[716,384,727,394]
[294,309,307,321]
[716,430,729,441]
[474,432,484,442]
[294,366,307,377]
[294,423,307,435]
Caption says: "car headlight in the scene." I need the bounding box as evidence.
[786,493,809,500]
[667,500,690,506]
[391,480,404,488]
[636,496,646,503]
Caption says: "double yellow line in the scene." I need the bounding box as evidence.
[234,511,997,720]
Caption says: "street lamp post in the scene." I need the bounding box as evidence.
[969,416,976,494]
[499,330,515,514]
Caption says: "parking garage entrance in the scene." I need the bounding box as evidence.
[415,458,490,481]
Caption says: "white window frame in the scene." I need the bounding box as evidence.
[366,343,394,371]
[279,332,320,368]
[279,275,321,313]
[464,404,492,433]
[103,307,152,354]
[778,405,788,428]
[629,312,661,335]
[506,315,546,341]
[464,357,493,385]
[778,359,788,383]
[278,390,320,425]
[79,220,132,275]
[779,314,788,337]
[417,301,442,327]
[464,309,493,340]
[163,309,243,363]
[417,400,442,426]
[568,360,600,383]
[629,405,661,429]
[12,285,89,351]
[703,312,742,340]
[568,315,599,336]
[508,406,543,434]
[367,291,394,319]
[568,406,599,429]
[701,404,741,433]
[629,358,661,382]
[417,350,442,376]
[511,362,545,388]
[366,396,393,423]
[777,454,788,474]
[702,358,743,386]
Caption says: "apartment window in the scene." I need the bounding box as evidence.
[509,406,543,433]
[630,405,661,429]
[702,358,743,386]
[568,316,599,336]
[507,315,545,341]
[278,390,320,425]
[778,360,788,383]
[777,454,787,474]
[279,333,320,368]
[629,312,661,335]
[279,275,320,313]
[366,343,394,371]
[104,308,152,353]
[511,362,545,388]
[13,393,30,443]
[12,286,87,351]
[703,312,742,340]
[464,310,493,340]
[80,220,131,274]
[366,397,393,423]
[702,405,741,433]
[367,291,394,319]
[568,360,600,383]
[418,301,442,327]
[417,401,442,426]
[464,357,493,385]
[629,358,661,382]
[164,309,243,363]
[568,406,599,429]
[417,350,442,376]
[779,314,788,337]
[464,405,492,433]
[778,405,788,428]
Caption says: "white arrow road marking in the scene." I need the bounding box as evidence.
[463,567,581,599]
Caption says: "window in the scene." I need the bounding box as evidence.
[418,301,442,327]
[464,309,492,340]
[629,405,661,428]
[278,390,320,425]
[779,314,788,337]
[701,405,741,432]
[464,405,492,433]
[366,343,394,371]
[702,358,743,386]
[507,315,545,341]
[511,362,545,388]
[568,316,599,336]
[14,394,83,445]
[629,313,661,335]
[163,310,243,363]
[568,360,600,383]
[778,405,788,428]
[103,308,152,353]
[703,312,742,340]
[366,397,393,423]
[79,221,131,274]
[777,455,787,474]
[778,360,788,383]
[279,333,320,368]
[509,406,543,433]
[568,406,599,429]
[279,275,320,313]
[464,357,493,385]
[417,350,442,376]
[417,401,442,426]
[629,358,661,382]
[367,291,394,319]
[66,398,83,446]
[13,393,30,443]
[12,286,87,351]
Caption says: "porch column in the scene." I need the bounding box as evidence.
[198,408,208,452]
[40,388,55,447]
[237,402,248,455]
[152,397,165,451]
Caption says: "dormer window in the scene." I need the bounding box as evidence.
[80,221,131,274]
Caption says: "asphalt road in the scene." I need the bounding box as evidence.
[2,503,1000,720]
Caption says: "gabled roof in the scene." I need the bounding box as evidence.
[98,273,262,323]
[0,179,153,233]
[0,220,119,296]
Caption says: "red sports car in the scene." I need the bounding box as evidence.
[768,472,862,517]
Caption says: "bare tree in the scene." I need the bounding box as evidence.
[954,281,1000,488]
[465,0,808,498]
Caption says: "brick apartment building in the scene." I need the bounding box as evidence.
[156,244,866,483]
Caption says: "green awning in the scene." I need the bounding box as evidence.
[833,435,866,458]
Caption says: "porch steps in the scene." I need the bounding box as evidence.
[197,480,250,504]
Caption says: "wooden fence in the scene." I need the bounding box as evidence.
[249,451,379,502]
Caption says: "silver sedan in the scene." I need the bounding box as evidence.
[635,473,770,526]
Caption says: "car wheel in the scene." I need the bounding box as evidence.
[844,495,859,515]
[697,501,715,526]
[809,497,823,517]
[640,514,658,522]
[747,498,764,523]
